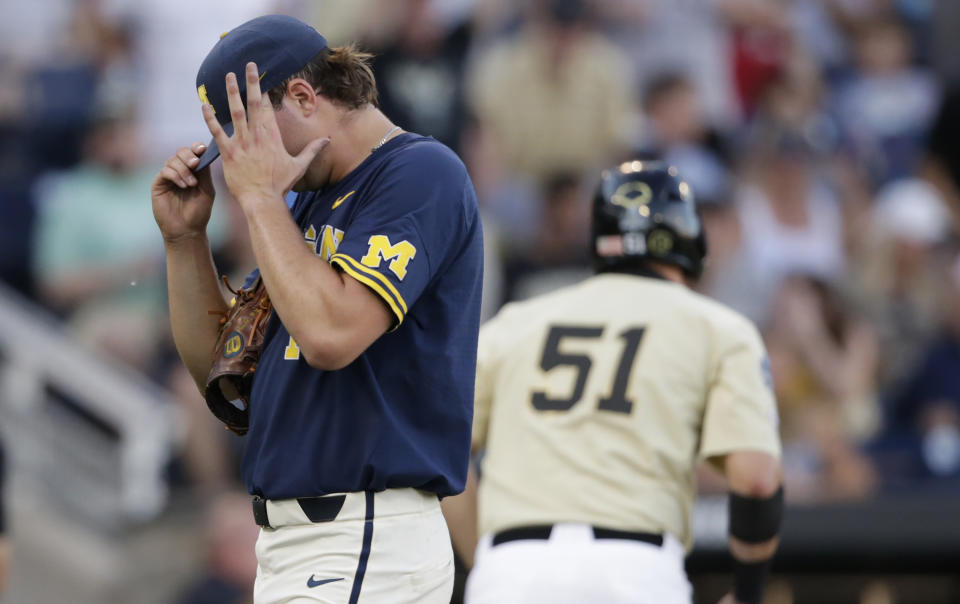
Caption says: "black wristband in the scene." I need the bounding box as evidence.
[729,485,784,543]
[733,558,772,604]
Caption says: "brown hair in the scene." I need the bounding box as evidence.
[267,44,378,110]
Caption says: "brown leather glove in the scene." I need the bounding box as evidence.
[204,275,272,435]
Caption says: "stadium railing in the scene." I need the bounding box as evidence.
[0,281,182,530]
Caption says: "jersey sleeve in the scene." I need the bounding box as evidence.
[329,144,472,328]
[698,319,782,461]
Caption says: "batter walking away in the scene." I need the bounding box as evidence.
[456,161,783,604]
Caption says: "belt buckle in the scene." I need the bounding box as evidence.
[252,495,270,528]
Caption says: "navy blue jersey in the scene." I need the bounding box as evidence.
[242,133,483,499]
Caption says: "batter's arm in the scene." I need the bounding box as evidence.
[440,463,479,570]
[700,315,784,604]
[725,450,781,555]
[712,450,783,604]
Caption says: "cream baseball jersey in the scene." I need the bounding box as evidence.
[473,272,781,549]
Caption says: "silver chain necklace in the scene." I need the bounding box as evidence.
[372,125,402,152]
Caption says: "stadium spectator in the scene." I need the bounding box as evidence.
[673,150,748,309]
[174,492,259,604]
[459,118,541,259]
[0,0,122,297]
[598,0,748,129]
[848,179,953,389]
[785,0,851,80]
[165,364,242,495]
[0,62,37,297]
[300,0,381,46]
[502,172,592,302]
[756,51,838,151]
[635,71,731,168]
[31,84,175,372]
[467,0,635,181]
[96,0,279,163]
[932,0,960,82]
[369,0,472,152]
[880,256,960,486]
[728,0,792,119]
[639,73,705,152]
[730,123,846,325]
[765,275,880,502]
[832,14,940,187]
[31,70,231,375]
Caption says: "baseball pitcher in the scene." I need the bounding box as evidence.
[151,15,483,604]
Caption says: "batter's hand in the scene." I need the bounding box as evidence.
[152,142,216,243]
[718,593,746,604]
[202,62,330,208]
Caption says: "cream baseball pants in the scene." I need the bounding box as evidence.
[465,523,692,604]
[253,488,453,604]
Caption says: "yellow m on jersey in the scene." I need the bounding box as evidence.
[360,235,417,280]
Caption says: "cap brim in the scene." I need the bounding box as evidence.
[192,121,235,172]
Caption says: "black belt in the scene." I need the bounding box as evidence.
[492,524,664,547]
[252,494,347,528]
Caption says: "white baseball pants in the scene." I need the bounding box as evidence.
[253,488,453,604]
[465,523,692,604]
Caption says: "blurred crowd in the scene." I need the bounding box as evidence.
[3,0,960,594]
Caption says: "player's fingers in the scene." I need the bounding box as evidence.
[202,103,232,152]
[259,93,283,141]
[224,71,248,140]
[245,62,262,129]
[194,161,214,191]
[175,146,203,178]
[166,153,199,187]
[160,165,189,189]
[191,141,207,155]
[294,136,331,169]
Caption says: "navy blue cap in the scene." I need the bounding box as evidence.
[193,15,328,172]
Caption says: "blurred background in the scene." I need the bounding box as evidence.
[0,0,959,602]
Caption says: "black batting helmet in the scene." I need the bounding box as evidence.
[592,160,707,278]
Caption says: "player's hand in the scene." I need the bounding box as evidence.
[151,142,216,244]
[202,62,330,209]
[717,593,746,604]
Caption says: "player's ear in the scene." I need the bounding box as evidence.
[285,78,319,117]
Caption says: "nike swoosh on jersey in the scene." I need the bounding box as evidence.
[307,576,344,588]
[332,190,355,210]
